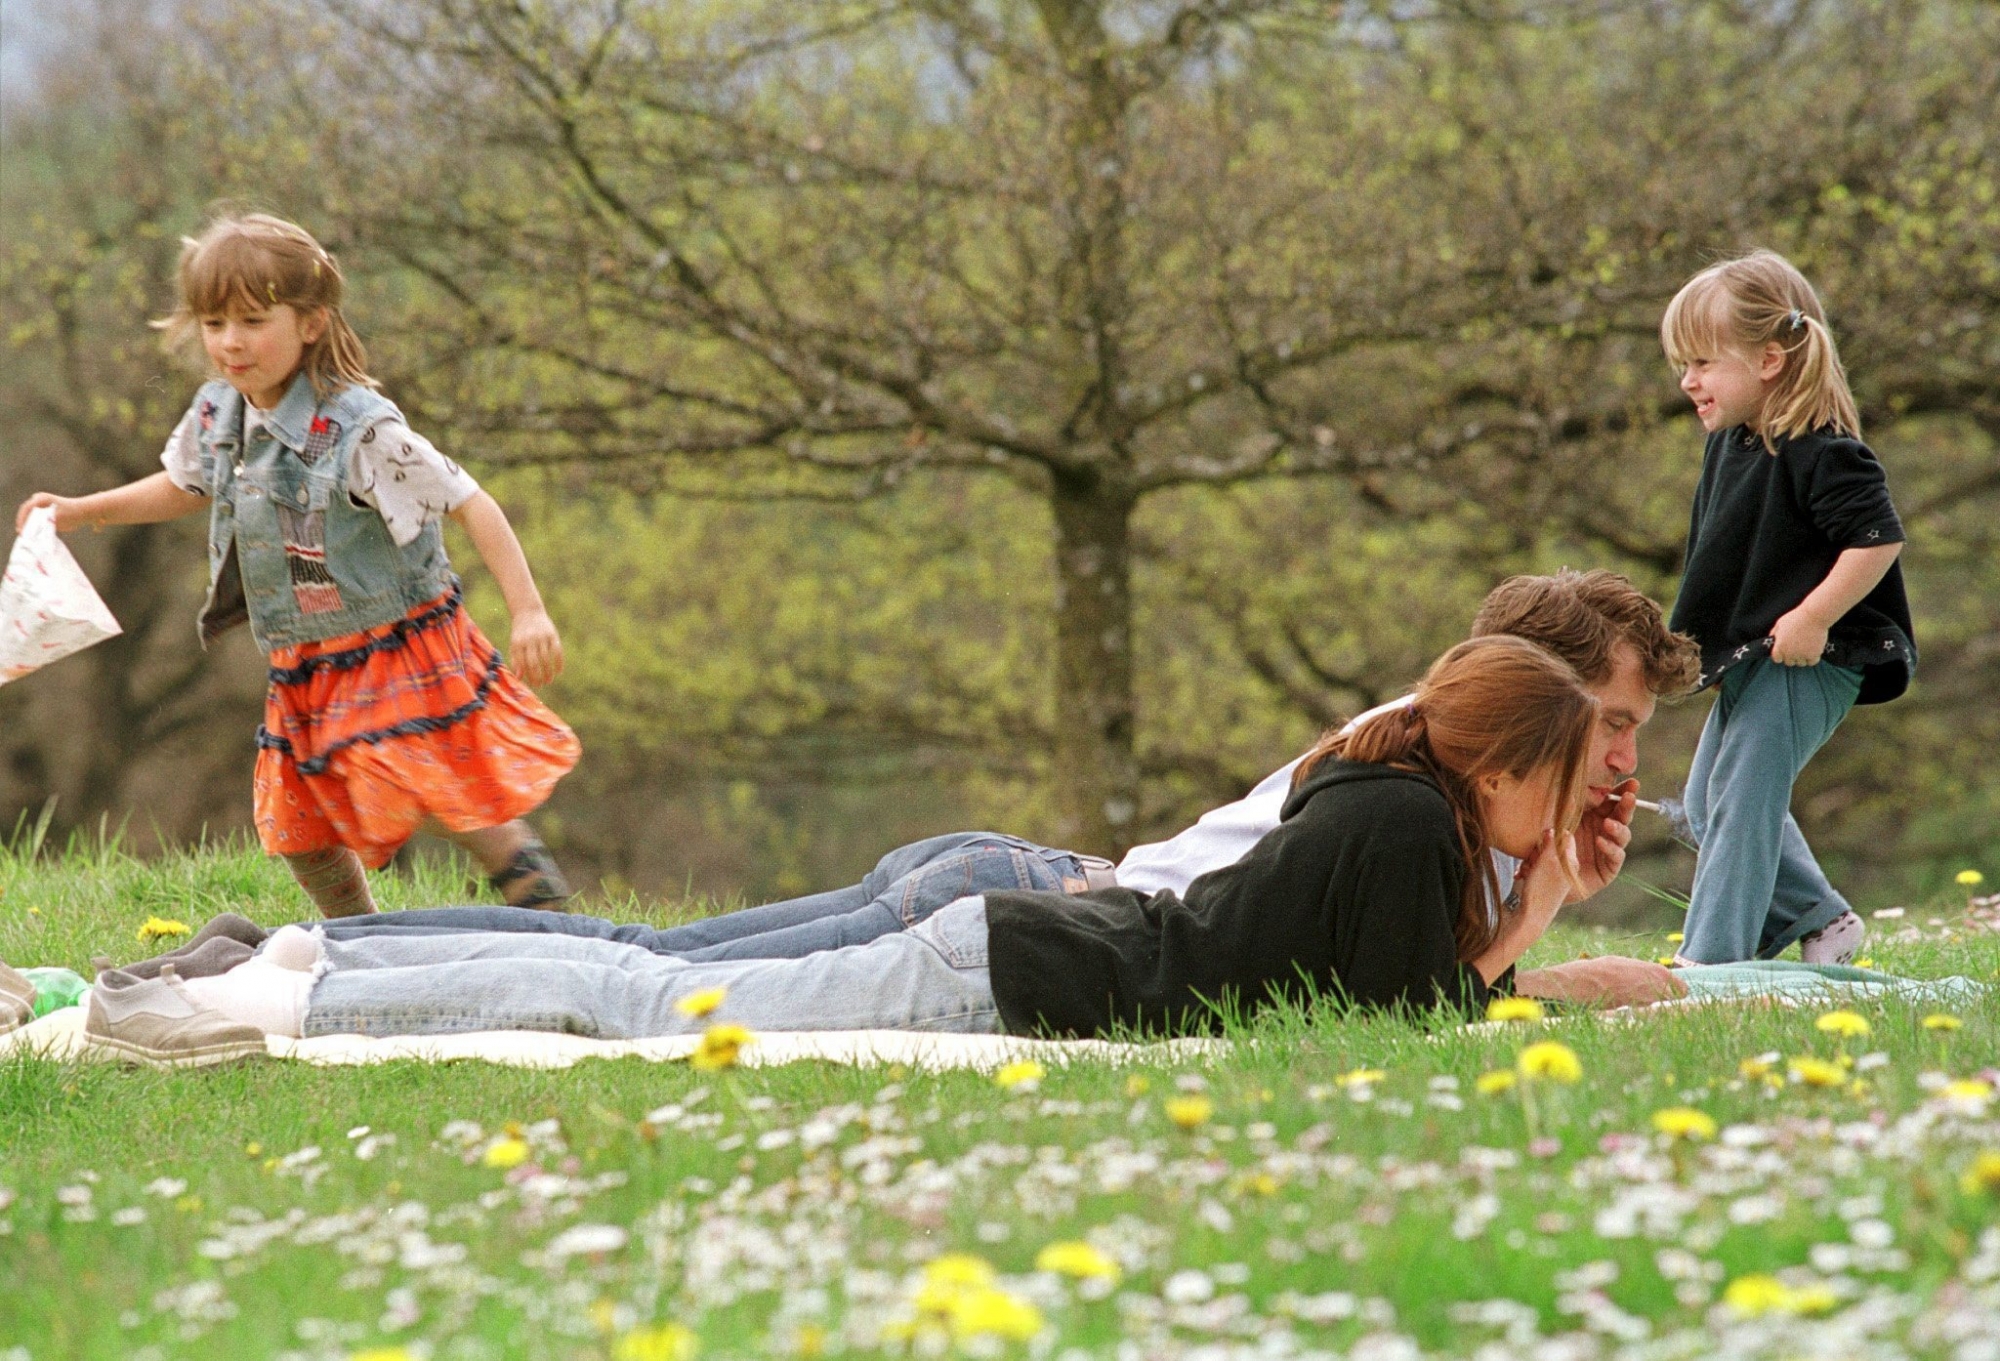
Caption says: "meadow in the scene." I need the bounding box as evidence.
[2,831,1997,1361]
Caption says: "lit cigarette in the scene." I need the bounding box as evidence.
[1633,799,1664,814]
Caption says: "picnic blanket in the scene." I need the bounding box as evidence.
[0,960,1981,1069]
[0,1004,1219,1070]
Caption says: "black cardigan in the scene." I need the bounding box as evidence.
[1669,425,1914,703]
[984,760,1498,1037]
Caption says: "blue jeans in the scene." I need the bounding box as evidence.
[1681,658,1863,963]
[304,894,1001,1039]
[315,832,1081,962]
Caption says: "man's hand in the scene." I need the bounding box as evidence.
[1769,606,1830,666]
[1571,778,1637,902]
[1515,956,1689,1008]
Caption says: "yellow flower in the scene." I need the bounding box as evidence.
[1814,1010,1871,1039]
[1336,1067,1387,1087]
[1853,956,1874,969]
[1124,1074,1151,1097]
[946,1288,1044,1342]
[1961,1151,2000,1195]
[1738,1055,1775,1079]
[137,916,191,943]
[1486,996,1545,1023]
[1516,1041,1583,1084]
[1164,1094,1213,1129]
[348,1350,418,1361]
[690,1023,752,1072]
[1652,1107,1718,1141]
[1034,1240,1122,1282]
[1957,869,1985,887]
[1785,1284,1840,1316]
[1475,1069,1518,1095]
[994,1060,1046,1090]
[1789,1056,1847,1088]
[1944,1079,1995,1101]
[674,987,727,1018]
[923,1254,997,1289]
[483,1136,530,1170]
[1655,955,1678,967]
[1666,931,1685,943]
[613,1323,699,1361]
[1722,1274,1792,1317]
[1923,1014,1964,1032]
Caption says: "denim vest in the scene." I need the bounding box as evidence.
[191,373,455,652]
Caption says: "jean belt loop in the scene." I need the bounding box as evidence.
[1061,854,1119,894]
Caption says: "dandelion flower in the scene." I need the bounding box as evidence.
[483,1137,530,1170]
[348,1350,419,1361]
[1666,932,1685,943]
[1815,1010,1871,1039]
[690,1023,751,1072]
[994,1060,1046,1090]
[137,916,191,943]
[1943,1080,1994,1102]
[1652,1107,1718,1141]
[1486,997,1545,1023]
[674,987,727,1018]
[1722,1274,1792,1317]
[947,1287,1044,1342]
[1957,869,1985,887]
[1738,1054,1776,1079]
[1124,1074,1151,1097]
[1035,1240,1122,1282]
[1336,1067,1387,1087]
[1516,1041,1583,1084]
[614,1323,699,1361]
[1789,1056,1846,1088]
[1923,1014,1963,1032]
[1960,1151,2000,1196]
[1475,1069,1518,1095]
[1164,1094,1213,1129]
[924,1254,998,1289]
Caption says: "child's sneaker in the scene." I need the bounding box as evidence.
[85,964,268,1069]
[1799,910,1866,966]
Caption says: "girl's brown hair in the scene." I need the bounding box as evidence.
[1294,635,1598,962]
[155,212,377,399]
[1660,249,1860,443]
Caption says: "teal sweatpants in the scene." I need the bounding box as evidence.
[1680,656,1863,964]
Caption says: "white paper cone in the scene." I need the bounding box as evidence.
[0,507,124,685]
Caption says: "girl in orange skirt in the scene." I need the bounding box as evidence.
[16,213,579,916]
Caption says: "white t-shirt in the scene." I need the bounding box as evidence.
[1114,694,1521,907]
[161,406,480,548]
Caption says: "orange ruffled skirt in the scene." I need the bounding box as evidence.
[253,585,580,868]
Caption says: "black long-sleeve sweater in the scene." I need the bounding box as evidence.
[984,759,1498,1038]
[1669,425,1914,703]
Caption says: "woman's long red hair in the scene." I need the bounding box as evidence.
[1295,635,1598,961]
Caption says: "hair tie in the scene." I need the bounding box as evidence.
[1786,308,1804,333]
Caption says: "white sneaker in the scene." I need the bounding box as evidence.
[1799,910,1866,966]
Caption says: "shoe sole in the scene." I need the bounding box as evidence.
[88,1031,270,1069]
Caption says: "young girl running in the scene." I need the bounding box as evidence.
[14,213,580,918]
[1661,250,1914,965]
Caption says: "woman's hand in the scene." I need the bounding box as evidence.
[1472,828,1579,984]
[15,493,85,533]
[508,607,564,688]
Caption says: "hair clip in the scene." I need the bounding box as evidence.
[1786,308,1804,332]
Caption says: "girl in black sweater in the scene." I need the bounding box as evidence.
[1661,250,1913,966]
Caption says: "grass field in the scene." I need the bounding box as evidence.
[2,831,1998,1360]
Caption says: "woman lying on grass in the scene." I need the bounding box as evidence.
[76,636,1595,1064]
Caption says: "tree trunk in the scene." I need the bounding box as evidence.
[1048,469,1138,856]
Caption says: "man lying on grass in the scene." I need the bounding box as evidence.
[238,569,1701,1011]
[73,636,1626,1064]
